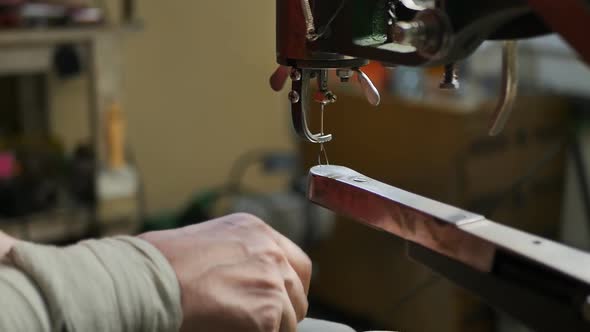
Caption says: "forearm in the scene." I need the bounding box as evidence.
[0,237,182,332]
[0,219,356,332]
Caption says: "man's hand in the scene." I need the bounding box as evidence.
[0,231,17,261]
[139,213,312,332]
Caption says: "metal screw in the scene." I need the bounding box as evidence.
[336,69,353,83]
[387,1,398,26]
[392,10,450,59]
[290,69,302,81]
[440,63,459,90]
[353,176,368,183]
[387,0,399,42]
[288,91,300,104]
[326,91,337,103]
[314,91,337,105]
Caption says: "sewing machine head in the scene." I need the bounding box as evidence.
[271,0,590,143]
[270,3,590,330]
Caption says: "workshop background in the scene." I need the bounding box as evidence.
[1,1,590,332]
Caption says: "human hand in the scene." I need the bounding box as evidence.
[139,213,311,332]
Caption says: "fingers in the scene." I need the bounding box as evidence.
[266,227,312,295]
[146,213,311,332]
[251,252,307,331]
[279,285,298,332]
[247,256,298,332]
[222,213,312,295]
[259,258,300,332]
[279,258,309,322]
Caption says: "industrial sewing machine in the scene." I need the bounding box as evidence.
[271,1,590,331]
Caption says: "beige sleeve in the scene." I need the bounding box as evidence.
[0,237,183,332]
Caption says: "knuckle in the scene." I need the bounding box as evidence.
[283,274,294,289]
[259,248,286,265]
[231,212,265,226]
[237,213,273,232]
[253,266,283,289]
[230,238,253,256]
[255,277,283,292]
[283,274,297,294]
[226,213,274,235]
[249,265,284,293]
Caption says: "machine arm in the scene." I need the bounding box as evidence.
[274,0,590,142]
[308,165,590,332]
[279,1,590,329]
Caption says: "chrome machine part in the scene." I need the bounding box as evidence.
[399,0,430,11]
[488,40,519,136]
[290,68,332,144]
[274,57,370,144]
[336,68,353,83]
[354,68,381,106]
[276,0,376,143]
[314,70,337,105]
[439,62,459,90]
[300,0,319,41]
[392,9,452,61]
[308,165,590,332]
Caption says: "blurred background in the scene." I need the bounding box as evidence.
[1,1,590,331]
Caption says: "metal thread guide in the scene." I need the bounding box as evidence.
[318,103,330,165]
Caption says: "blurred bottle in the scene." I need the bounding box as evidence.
[105,101,126,170]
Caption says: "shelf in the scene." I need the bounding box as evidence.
[0,199,141,244]
[0,46,52,75]
[0,208,93,244]
[0,27,117,47]
[0,24,142,74]
[0,21,142,243]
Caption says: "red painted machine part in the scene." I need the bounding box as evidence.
[528,0,590,65]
